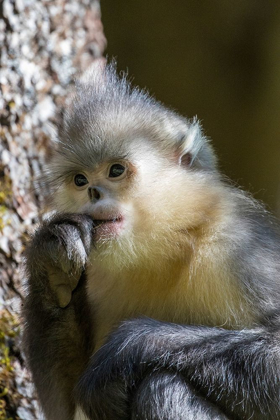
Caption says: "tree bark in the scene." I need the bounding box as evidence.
[0,1,106,418]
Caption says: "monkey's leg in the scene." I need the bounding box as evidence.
[76,317,280,420]
[23,214,95,420]
[131,371,229,420]
[75,369,228,420]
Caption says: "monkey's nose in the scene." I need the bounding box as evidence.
[88,186,103,202]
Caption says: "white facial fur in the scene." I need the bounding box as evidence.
[51,135,222,272]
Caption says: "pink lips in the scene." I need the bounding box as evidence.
[93,216,124,239]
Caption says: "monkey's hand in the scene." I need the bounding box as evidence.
[26,213,95,308]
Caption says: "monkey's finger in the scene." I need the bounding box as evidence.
[48,268,80,291]
[49,271,75,307]
[59,237,87,275]
[54,284,72,308]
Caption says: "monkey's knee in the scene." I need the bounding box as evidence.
[131,371,229,420]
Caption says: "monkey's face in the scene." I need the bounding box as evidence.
[50,136,221,268]
[59,156,136,242]
[48,64,220,267]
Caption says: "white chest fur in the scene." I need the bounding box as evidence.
[85,251,254,350]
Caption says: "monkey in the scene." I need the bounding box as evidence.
[23,62,280,420]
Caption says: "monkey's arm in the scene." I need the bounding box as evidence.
[23,214,95,420]
[76,317,280,420]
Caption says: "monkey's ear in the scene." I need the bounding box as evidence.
[176,119,217,171]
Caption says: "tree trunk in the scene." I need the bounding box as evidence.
[0,1,106,418]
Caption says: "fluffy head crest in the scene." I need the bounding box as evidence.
[53,61,217,179]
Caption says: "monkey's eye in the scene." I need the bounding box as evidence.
[108,163,126,179]
[74,174,89,187]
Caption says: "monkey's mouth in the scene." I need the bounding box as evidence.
[93,217,124,238]
[94,216,123,226]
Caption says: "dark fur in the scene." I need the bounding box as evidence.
[77,317,280,419]
[23,214,95,420]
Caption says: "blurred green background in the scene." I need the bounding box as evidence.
[102,0,280,215]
